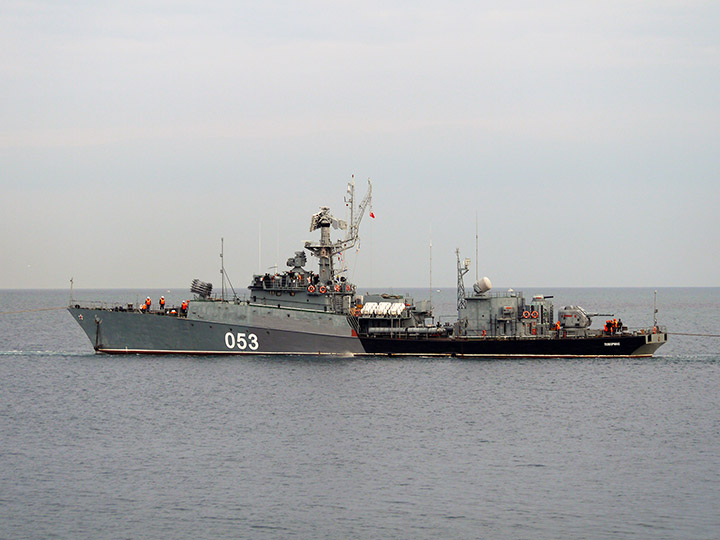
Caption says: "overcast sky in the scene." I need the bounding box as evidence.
[2,0,719,290]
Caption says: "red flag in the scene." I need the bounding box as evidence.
[370,212,375,218]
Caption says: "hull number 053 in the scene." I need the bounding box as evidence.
[224,332,259,351]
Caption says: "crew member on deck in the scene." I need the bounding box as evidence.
[160,296,165,311]
[145,297,151,312]
[181,300,188,315]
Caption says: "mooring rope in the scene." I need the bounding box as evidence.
[668,332,720,338]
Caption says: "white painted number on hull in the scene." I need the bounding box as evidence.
[224,332,259,350]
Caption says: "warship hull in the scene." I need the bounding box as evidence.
[68,306,666,358]
[357,333,665,358]
[68,306,365,355]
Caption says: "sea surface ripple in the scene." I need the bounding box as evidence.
[1,288,719,539]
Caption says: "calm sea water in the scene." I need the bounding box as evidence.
[1,288,719,539]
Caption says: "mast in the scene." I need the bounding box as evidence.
[429,226,433,307]
[342,178,372,252]
[475,211,479,282]
[456,249,471,336]
[456,248,470,312]
[220,237,225,301]
[305,178,372,284]
[653,289,658,328]
[347,177,355,253]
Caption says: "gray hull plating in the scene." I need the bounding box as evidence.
[69,307,364,355]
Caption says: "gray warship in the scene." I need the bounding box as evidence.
[69,180,667,357]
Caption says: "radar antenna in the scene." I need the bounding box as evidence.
[305,178,372,284]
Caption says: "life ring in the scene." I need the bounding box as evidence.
[334,284,341,292]
[307,285,315,293]
[522,311,531,319]
[531,311,539,319]
[481,329,487,337]
[346,285,352,292]
[319,285,327,294]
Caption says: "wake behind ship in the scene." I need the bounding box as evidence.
[69,180,667,357]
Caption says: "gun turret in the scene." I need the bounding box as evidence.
[558,306,588,328]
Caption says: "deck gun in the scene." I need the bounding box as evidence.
[558,306,613,328]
